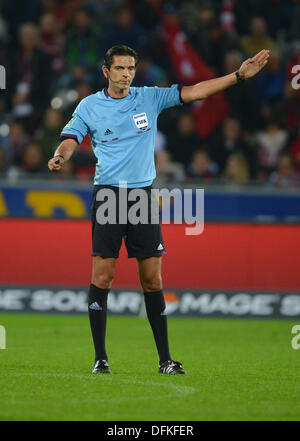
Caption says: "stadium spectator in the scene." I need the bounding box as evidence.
[209,117,255,176]
[75,80,94,101]
[221,152,250,184]
[205,16,241,76]
[186,149,219,182]
[1,0,42,42]
[56,64,97,90]
[34,107,63,161]
[86,0,123,17]
[39,12,65,76]
[133,55,167,87]
[241,17,278,57]
[63,81,94,120]
[72,143,97,180]
[166,113,202,167]
[156,103,182,140]
[126,0,161,31]
[235,0,296,40]
[269,154,300,188]
[10,23,53,130]
[198,16,241,76]
[22,142,47,174]
[54,0,83,28]
[255,122,288,180]
[65,7,101,70]
[182,6,241,76]
[223,50,263,130]
[0,121,29,170]
[100,6,149,54]
[253,49,286,106]
[0,4,8,42]
[155,150,185,184]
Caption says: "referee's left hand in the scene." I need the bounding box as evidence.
[238,49,270,80]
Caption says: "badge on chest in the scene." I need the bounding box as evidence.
[133,112,149,131]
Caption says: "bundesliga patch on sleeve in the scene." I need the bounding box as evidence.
[64,116,77,129]
[133,112,148,131]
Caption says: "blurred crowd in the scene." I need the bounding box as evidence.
[0,0,300,188]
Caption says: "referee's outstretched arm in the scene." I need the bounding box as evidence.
[181,49,270,103]
[48,139,78,171]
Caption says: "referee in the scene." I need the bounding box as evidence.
[48,45,269,374]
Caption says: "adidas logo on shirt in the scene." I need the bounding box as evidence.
[89,302,102,311]
[104,128,113,136]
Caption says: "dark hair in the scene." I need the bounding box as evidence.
[104,45,138,70]
[76,6,93,17]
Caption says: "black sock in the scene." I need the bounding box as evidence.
[143,290,171,364]
[88,283,109,362]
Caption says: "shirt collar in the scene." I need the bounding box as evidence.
[103,88,131,99]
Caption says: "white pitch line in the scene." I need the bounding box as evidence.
[5,372,198,398]
[120,378,197,397]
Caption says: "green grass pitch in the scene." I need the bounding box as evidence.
[0,313,300,421]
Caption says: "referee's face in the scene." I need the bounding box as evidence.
[104,55,136,91]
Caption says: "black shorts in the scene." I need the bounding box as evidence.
[91,185,166,258]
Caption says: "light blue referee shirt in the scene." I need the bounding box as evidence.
[60,85,183,187]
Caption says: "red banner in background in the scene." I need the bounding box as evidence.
[162,14,212,85]
[161,13,230,137]
[1,219,300,291]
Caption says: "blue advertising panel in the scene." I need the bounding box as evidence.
[1,183,300,222]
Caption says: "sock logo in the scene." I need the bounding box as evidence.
[89,302,102,311]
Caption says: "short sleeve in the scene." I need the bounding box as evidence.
[60,101,89,144]
[154,84,183,114]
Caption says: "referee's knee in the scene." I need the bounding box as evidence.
[92,272,115,290]
[141,276,162,292]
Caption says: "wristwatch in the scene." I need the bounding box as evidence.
[235,70,244,82]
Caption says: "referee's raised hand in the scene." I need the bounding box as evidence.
[238,49,270,80]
